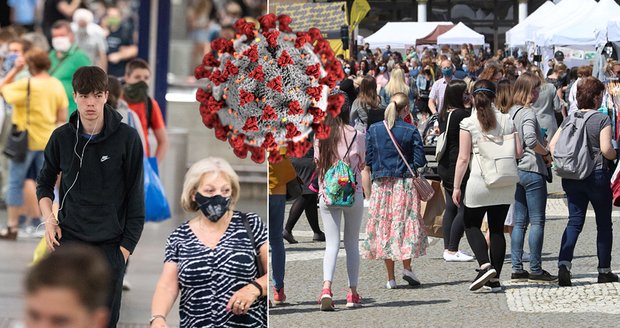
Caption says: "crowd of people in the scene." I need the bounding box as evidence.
[0,1,271,327]
[272,42,620,309]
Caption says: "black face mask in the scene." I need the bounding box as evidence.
[195,192,231,222]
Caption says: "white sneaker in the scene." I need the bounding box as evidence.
[402,269,421,286]
[363,199,370,208]
[443,250,474,262]
[386,279,397,289]
[522,251,530,262]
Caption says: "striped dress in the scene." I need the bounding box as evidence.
[165,212,267,328]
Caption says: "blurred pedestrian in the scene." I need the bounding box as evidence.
[48,20,92,116]
[24,245,111,328]
[102,6,137,77]
[0,49,68,240]
[72,8,107,70]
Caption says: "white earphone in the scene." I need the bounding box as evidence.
[39,111,102,232]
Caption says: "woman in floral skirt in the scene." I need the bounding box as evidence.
[362,92,428,289]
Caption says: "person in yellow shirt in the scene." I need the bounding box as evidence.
[269,148,297,306]
[0,48,68,240]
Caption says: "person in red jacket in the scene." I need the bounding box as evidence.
[122,58,168,165]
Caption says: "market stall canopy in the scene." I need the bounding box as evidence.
[537,0,620,47]
[416,25,455,45]
[526,0,597,45]
[437,22,484,45]
[607,20,620,42]
[505,1,555,47]
[364,21,452,49]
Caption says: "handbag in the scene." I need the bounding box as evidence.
[286,176,303,201]
[241,212,267,301]
[434,110,453,161]
[420,180,445,238]
[383,121,435,201]
[3,79,30,162]
[473,114,519,188]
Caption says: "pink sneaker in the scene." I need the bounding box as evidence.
[318,288,334,311]
[346,292,362,308]
[273,288,286,305]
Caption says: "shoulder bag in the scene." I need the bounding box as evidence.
[434,110,453,161]
[3,79,30,162]
[383,121,435,201]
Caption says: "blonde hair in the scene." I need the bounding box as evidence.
[181,157,241,212]
[384,68,410,98]
[384,92,409,129]
[512,72,541,107]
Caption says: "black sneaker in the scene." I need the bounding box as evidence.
[511,270,529,281]
[598,272,619,284]
[282,230,298,244]
[313,232,326,242]
[469,266,497,291]
[529,270,558,282]
[558,265,571,287]
[483,280,502,292]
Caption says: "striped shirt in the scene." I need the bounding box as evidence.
[165,212,267,327]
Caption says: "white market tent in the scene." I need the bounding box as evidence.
[528,0,597,45]
[505,1,555,47]
[364,21,452,49]
[537,0,620,47]
[607,20,620,42]
[437,22,485,45]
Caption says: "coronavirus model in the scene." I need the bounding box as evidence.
[194,13,345,163]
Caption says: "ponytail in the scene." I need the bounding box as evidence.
[384,92,409,130]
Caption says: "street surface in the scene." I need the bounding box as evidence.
[269,181,620,327]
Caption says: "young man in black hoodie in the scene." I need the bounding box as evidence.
[36,66,144,328]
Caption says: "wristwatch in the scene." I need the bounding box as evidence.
[149,315,166,326]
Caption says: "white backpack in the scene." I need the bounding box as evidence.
[473,114,519,188]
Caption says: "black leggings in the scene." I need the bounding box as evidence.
[442,188,466,251]
[284,194,322,234]
[464,205,509,277]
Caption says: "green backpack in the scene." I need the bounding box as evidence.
[321,130,358,207]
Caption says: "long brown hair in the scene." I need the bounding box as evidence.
[357,75,380,110]
[472,79,497,132]
[495,79,513,113]
[317,95,352,179]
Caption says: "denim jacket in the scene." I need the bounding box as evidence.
[366,119,427,179]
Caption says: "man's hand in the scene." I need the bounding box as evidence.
[45,215,62,251]
[120,246,130,263]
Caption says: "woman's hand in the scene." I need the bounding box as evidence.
[226,284,260,315]
[452,188,462,208]
[150,317,168,328]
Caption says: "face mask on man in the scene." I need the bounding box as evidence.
[52,36,72,52]
[123,81,149,103]
[195,192,231,222]
[379,66,386,73]
[462,64,468,73]
[344,67,351,75]
[441,67,453,78]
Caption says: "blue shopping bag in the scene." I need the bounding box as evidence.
[144,157,171,222]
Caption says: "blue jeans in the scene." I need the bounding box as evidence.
[559,170,613,271]
[511,170,547,274]
[6,151,44,206]
[269,195,286,289]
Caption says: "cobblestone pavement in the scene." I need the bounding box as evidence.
[269,194,620,327]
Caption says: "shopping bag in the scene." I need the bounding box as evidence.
[144,157,171,222]
[31,237,48,266]
[611,160,620,207]
[420,180,445,238]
